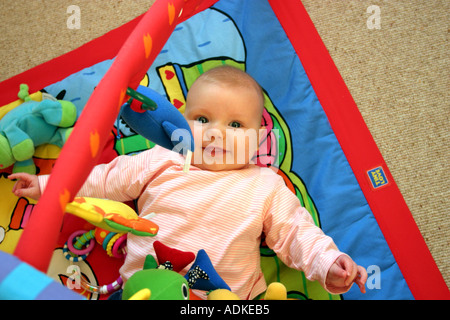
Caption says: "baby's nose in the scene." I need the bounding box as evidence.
[204,126,224,142]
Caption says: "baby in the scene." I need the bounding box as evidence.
[9,66,367,300]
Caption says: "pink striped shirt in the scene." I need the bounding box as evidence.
[40,145,345,299]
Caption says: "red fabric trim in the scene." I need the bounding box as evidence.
[2,0,447,298]
[268,0,449,299]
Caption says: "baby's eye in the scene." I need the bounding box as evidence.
[229,121,241,128]
[195,116,208,124]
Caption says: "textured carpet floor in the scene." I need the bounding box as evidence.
[0,0,448,292]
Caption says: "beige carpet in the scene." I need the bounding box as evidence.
[1,0,448,291]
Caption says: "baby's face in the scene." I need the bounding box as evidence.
[184,81,264,171]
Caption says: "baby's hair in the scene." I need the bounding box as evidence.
[194,65,265,107]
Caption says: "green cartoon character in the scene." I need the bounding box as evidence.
[121,254,190,300]
[0,85,77,174]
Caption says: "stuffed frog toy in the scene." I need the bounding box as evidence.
[0,85,77,174]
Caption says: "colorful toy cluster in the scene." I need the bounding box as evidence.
[121,241,233,300]
[0,0,337,300]
[0,185,288,299]
[0,80,288,299]
[0,81,229,299]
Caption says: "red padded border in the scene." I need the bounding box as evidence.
[268,0,449,300]
[1,0,447,299]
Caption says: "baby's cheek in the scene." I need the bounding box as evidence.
[191,126,204,146]
[232,131,258,154]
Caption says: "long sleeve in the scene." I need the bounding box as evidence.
[263,179,345,293]
[76,151,152,202]
[37,146,179,202]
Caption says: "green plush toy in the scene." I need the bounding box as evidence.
[122,255,190,300]
[0,85,77,174]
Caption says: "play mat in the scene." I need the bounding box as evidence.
[0,0,448,300]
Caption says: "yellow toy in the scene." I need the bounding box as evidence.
[207,289,240,300]
[264,282,288,300]
[65,197,158,237]
[206,282,288,300]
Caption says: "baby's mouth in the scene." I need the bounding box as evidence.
[203,145,228,157]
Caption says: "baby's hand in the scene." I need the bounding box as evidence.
[326,255,367,294]
[8,172,41,200]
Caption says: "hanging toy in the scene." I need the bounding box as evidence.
[80,275,124,296]
[64,197,159,237]
[118,85,194,172]
[62,227,128,296]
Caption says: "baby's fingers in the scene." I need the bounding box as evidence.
[12,180,27,196]
[9,174,26,189]
[11,180,22,194]
[8,173,28,180]
[355,266,368,293]
[8,173,33,185]
[8,173,39,198]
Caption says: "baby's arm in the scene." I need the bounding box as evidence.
[263,179,367,294]
[8,172,41,200]
[8,148,161,202]
[8,157,143,202]
[8,158,137,202]
[8,157,132,201]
